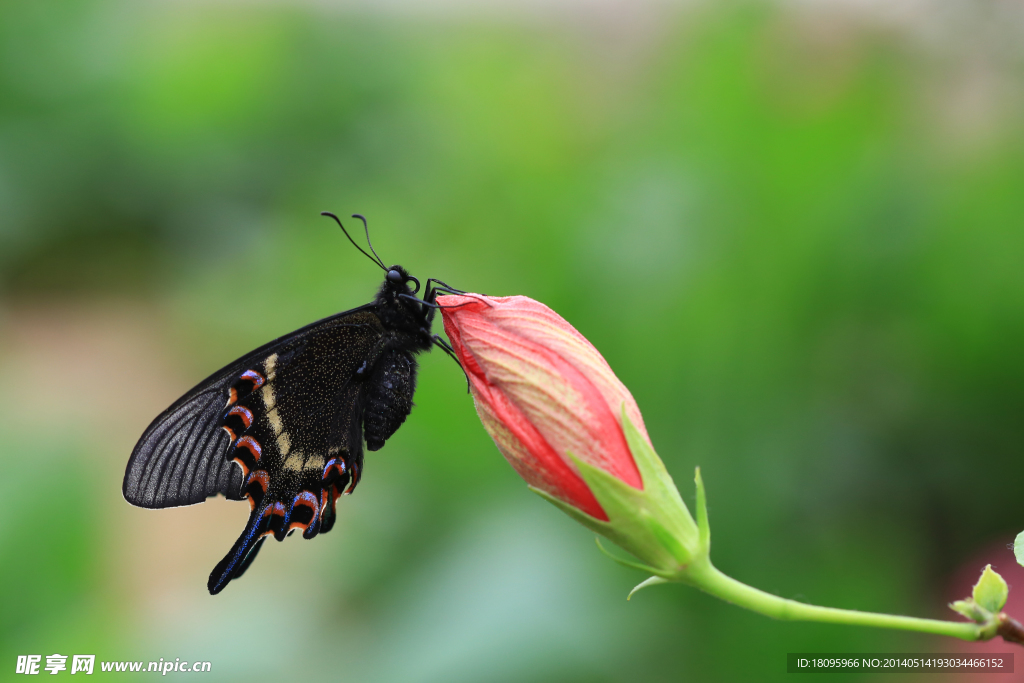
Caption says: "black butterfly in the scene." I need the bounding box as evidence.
[123,213,463,594]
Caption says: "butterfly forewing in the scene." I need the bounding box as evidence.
[123,377,244,509]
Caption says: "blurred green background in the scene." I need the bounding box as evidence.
[2,0,1023,680]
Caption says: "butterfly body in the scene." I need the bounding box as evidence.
[124,262,443,594]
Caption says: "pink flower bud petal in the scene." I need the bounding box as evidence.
[439,294,647,519]
[471,377,608,520]
[468,297,651,450]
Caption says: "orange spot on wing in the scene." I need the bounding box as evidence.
[236,436,262,461]
[288,491,320,532]
[322,458,347,482]
[228,406,253,428]
[247,470,269,494]
[345,471,359,494]
[240,370,266,389]
[265,502,286,517]
[232,457,250,478]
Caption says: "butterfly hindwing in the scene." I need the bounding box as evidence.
[122,304,377,509]
[206,310,416,594]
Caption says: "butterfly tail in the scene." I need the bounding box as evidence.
[208,506,272,595]
[231,536,266,579]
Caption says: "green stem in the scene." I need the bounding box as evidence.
[684,557,983,641]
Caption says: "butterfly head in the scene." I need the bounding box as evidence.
[384,265,420,295]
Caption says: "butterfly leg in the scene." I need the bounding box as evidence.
[413,279,473,324]
[425,278,468,296]
[432,334,470,393]
[421,279,440,324]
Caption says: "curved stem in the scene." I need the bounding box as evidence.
[684,557,983,641]
[998,614,1024,645]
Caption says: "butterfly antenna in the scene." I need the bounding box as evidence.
[352,214,386,270]
[321,212,386,271]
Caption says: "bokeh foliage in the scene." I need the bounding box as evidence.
[2,1,1023,681]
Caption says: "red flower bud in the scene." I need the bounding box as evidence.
[438,294,650,521]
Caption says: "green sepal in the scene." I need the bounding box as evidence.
[972,564,1008,613]
[528,407,706,580]
[565,450,692,573]
[628,575,668,600]
[643,511,691,565]
[695,467,710,551]
[528,485,610,537]
[594,538,667,576]
[620,406,691,524]
[528,486,680,580]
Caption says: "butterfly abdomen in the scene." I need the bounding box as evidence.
[363,349,417,451]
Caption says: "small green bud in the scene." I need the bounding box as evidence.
[1014,531,1024,567]
[972,565,1009,614]
[949,599,988,623]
